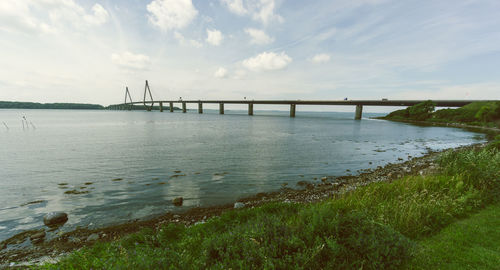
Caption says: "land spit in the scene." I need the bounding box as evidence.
[0,143,487,268]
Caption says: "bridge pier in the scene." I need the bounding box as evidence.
[159,102,163,112]
[169,102,174,112]
[290,104,296,117]
[182,102,186,113]
[248,104,253,115]
[198,103,203,114]
[355,105,363,120]
[219,103,224,114]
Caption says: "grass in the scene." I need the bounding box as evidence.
[383,101,500,128]
[41,146,500,269]
[406,202,500,270]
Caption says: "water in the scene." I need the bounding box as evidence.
[0,109,485,241]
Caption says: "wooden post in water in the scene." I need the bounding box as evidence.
[170,102,174,112]
[159,102,163,112]
[219,103,224,114]
[355,105,363,120]
[182,102,187,113]
[198,102,203,114]
[290,104,296,117]
[248,104,253,115]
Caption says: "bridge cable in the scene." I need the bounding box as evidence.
[143,80,154,111]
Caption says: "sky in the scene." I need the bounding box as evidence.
[1,0,500,110]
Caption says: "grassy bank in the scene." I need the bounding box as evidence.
[40,139,500,269]
[381,101,500,129]
[407,202,500,270]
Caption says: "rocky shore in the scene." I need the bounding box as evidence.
[0,143,486,268]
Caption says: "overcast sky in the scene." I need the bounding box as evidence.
[1,0,500,107]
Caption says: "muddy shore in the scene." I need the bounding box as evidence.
[1,142,489,268]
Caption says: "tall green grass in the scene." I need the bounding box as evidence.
[43,147,500,269]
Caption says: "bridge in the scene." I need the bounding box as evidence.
[111,81,490,119]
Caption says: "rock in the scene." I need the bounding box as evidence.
[297,181,309,186]
[321,177,327,182]
[30,231,46,243]
[68,237,81,244]
[43,212,68,227]
[234,202,245,209]
[172,197,183,206]
[86,233,99,242]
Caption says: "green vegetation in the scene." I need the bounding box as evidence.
[0,101,104,110]
[383,101,500,128]
[42,143,500,269]
[407,203,500,270]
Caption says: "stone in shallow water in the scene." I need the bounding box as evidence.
[30,231,46,244]
[172,197,183,206]
[43,212,68,227]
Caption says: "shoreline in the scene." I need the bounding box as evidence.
[0,142,487,267]
[374,117,500,133]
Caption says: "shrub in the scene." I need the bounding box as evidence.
[475,101,500,122]
[408,100,435,121]
[386,108,409,119]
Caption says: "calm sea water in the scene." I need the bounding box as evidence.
[0,109,485,242]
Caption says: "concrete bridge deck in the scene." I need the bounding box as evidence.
[112,99,490,119]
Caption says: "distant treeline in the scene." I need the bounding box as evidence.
[0,101,104,110]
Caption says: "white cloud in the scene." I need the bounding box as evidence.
[221,0,283,25]
[0,1,109,34]
[310,53,331,64]
[214,67,228,78]
[174,31,203,48]
[221,0,247,15]
[242,51,292,71]
[206,29,223,46]
[147,0,198,32]
[84,4,109,26]
[245,28,274,45]
[111,51,151,70]
[252,0,283,25]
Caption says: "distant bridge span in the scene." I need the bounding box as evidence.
[112,99,489,119]
[111,81,493,119]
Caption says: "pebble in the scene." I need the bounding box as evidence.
[234,202,245,209]
[30,231,46,244]
[68,237,81,244]
[86,233,99,242]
